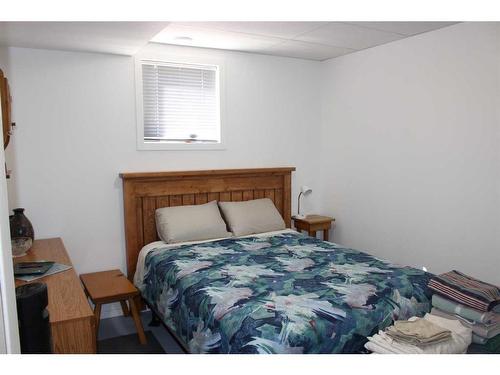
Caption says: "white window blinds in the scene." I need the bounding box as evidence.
[141,61,220,143]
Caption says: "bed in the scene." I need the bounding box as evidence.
[120,168,432,354]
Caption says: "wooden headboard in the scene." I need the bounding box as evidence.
[119,167,295,280]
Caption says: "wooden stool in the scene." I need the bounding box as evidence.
[80,269,147,345]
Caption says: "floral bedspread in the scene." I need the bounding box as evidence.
[139,231,432,353]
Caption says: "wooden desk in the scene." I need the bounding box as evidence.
[14,238,96,353]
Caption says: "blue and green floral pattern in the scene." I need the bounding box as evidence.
[140,231,432,353]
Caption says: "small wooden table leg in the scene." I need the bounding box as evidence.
[94,303,102,338]
[323,229,329,241]
[120,300,130,316]
[129,297,147,345]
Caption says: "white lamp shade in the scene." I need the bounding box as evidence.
[300,185,312,195]
[296,185,312,219]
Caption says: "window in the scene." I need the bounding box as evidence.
[136,59,224,150]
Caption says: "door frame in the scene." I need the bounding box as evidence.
[0,81,20,353]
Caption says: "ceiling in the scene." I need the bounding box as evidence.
[0,21,458,61]
[0,22,169,55]
[153,22,458,60]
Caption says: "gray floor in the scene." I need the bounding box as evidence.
[98,311,185,354]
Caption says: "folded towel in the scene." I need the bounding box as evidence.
[385,330,451,346]
[468,335,500,354]
[386,318,451,346]
[432,294,500,324]
[473,333,488,345]
[431,308,500,339]
[484,334,500,352]
[428,270,500,312]
[365,313,472,354]
[366,331,424,354]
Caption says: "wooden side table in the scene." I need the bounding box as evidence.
[292,215,335,241]
[80,269,147,345]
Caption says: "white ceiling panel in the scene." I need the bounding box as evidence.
[347,22,458,36]
[0,22,168,55]
[261,40,354,61]
[295,22,404,50]
[151,24,283,52]
[0,21,460,61]
[177,22,328,39]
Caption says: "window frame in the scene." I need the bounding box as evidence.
[135,55,226,151]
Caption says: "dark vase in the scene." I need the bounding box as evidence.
[9,208,35,257]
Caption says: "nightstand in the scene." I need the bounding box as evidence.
[292,215,335,241]
[80,269,147,345]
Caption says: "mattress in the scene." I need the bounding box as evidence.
[135,230,432,353]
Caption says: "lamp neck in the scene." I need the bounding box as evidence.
[298,191,304,216]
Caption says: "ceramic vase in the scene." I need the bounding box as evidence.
[9,208,34,257]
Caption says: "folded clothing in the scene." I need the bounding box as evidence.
[365,313,472,354]
[431,308,500,339]
[473,333,488,345]
[386,318,451,346]
[428,270,500,312]
[471,333,500,347]
[467,344,498,354]
[468,335,500,354]
[483,334,500,352]
[432,294,500,324]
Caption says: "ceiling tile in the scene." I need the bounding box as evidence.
[295,22,404,50]
[0,22,168,55]
[260,40,353,61]
[346,22,458,36]
[151,24,283,52]
[0,21,464,62]
[177,22,328,39]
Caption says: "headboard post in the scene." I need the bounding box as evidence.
[120,167,296,280]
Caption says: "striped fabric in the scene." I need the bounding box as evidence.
[432,294,500,324]
[428,270,500,312]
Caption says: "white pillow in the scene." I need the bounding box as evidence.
[218,198,286,236]
[155,201,231,244]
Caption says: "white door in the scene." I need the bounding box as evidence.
[0,81,20,353]
[0,289,6,353]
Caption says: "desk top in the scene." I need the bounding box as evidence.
[14,238,94,324]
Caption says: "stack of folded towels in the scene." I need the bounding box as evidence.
[428,270,500,353]
[365,313,472,354]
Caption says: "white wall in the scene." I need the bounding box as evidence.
[320,22,500,285]
[2,44,321,315]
